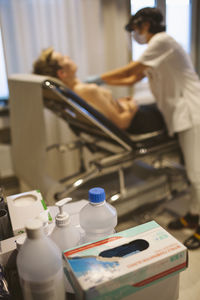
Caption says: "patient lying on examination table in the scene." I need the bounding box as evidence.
[33,47,165,134]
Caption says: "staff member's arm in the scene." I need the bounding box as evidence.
[101,61,147,86]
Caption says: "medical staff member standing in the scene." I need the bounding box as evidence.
[100,7,200,250]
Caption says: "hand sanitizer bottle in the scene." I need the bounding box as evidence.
[51,198,80,251]
[51,198,80,294]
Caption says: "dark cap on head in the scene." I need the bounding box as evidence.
[125,7,165,33]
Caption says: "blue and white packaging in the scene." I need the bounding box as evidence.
[63,221,188,300]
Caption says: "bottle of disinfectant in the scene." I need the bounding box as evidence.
[17,219,65,300]
[51,198,80,251]
[80,187,117,243]
[51,198,80,294]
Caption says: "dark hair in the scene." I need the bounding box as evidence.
[33,47,62,78]
[125,7,166,34]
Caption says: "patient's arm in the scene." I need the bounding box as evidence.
[101,61,146,85]
[74,83,138,130]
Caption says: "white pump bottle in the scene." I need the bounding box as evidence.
[51,198,80,251]
[17,219,65,300]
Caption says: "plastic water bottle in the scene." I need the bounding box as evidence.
[17,219,65,300]
[51,198,80,251]
[80,187,117,243]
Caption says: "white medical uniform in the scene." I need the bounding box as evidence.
[138,32,200,215]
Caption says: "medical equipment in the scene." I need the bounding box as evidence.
[8,74,187,216]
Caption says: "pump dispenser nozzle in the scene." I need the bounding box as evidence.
[55,198,72,227]
[51,196,80,286]
[37,210,50,235]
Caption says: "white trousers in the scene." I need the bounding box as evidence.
[178,125,200,215]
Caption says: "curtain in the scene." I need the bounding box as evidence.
[0,0,130,184]
[0,0,105,78]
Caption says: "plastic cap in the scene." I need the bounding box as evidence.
[89,187,105,203]
[25,219,43,239]
[16,235,26,251]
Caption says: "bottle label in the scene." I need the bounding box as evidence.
[20,268,65,300]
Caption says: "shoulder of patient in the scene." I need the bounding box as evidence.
[74,83,100,99]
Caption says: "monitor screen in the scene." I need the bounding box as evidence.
[0,28,9,102]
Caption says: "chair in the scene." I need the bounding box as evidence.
[42,79,187,204]
[8,75,187,212]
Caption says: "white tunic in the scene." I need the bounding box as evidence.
[138,32,200,136]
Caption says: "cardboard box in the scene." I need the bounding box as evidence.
[7,190,52,235]
[63,221,187,300]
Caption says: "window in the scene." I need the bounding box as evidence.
[0,27,9,101]
[166,0,191,53]
[131,0,155,61]
[131,0,191,58]
[130,0,192,104]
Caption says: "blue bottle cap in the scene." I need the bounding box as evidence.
[89,187,106,203]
